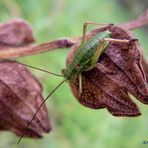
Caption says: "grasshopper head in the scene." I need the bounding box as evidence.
[61,69,69,80]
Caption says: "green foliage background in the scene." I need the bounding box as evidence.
[0,0,148,148]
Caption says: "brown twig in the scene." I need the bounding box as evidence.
[0,38,75,58]
[120,9,148,30]
[0,9,147,59]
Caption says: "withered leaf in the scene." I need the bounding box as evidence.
[68,25,148,117]
[0,19,35,50]
[0,61,51,138]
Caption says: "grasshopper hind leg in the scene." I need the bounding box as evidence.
[91,38,131,66]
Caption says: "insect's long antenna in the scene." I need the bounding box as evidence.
[17,79,66,144]
[0,58,63,77]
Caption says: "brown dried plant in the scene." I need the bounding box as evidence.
[0,10,147,138]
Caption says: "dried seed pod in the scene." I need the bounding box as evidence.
[0,61,51,138]
[67,25,148,117]
[0,19,35,49]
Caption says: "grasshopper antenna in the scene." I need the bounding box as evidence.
[0,58,63,77]
[17,79,66,144]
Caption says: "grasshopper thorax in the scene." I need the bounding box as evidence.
[61,67,81,81]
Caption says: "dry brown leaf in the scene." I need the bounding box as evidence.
[0,61,51,138]
[0,19,35,49]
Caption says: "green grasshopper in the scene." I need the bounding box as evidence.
[5,22,129,143]
[62,22,129,95]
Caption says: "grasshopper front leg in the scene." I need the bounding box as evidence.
[79,73,82,97]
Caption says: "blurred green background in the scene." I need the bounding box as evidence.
[0,0,148,148]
